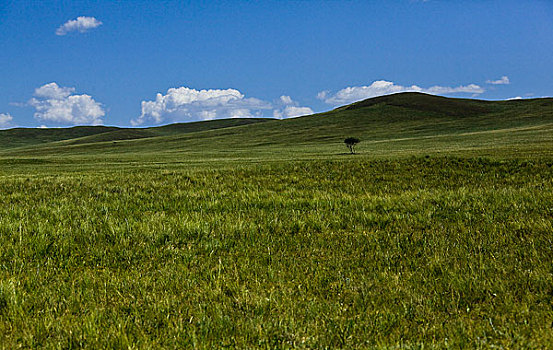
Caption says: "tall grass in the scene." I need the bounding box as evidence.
[1,157,552,348]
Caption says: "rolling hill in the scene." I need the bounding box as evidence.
[2,92,553,160]
[0,118,273,149]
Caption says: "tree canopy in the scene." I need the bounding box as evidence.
[344,137,360,154]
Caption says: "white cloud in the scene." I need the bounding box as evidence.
[272,95,314,118]
[0,113,14,128]
[34,82,75,99]
[426,84,485,95]
[279,106,314,118]
[279,95,294,105]
[486,76,510,85]
[316,91,329,100]
[507,96,522,100]
[56,16,102,36]
[132,87,271,126]
[132,87,313,125]
[29,82,105,125]
[318,80,485,105]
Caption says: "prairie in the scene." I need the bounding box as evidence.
[1,93,552,348]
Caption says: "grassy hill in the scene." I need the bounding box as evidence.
[0,126,120,149]
[0,118,273,149]
[2,92,552,161]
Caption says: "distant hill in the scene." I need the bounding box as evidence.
[0,118,273,149]
[0,126,119,149]
[341,92,495,117]
[2,92,553,159]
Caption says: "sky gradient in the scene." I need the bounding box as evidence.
[1,0,552,128]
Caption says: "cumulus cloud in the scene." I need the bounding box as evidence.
[132,87,271,126]
[277,106,314,118]
[132,87,313,125]
[318,80,485,105]
[34,83,75,99]
[486,76,510,85]
[272,95,314,118]
[56,16,102,36]
[29,83,105,125]
[0,113,14,128]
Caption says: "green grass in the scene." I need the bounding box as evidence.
[1,158,553,348]
[1,93,553,348]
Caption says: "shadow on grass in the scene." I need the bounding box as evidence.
[336,152,361,156]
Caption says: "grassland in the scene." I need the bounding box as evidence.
[1,93,553,348]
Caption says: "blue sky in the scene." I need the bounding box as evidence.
[1,0,552,128]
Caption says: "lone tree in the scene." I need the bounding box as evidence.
[344,137,360,154]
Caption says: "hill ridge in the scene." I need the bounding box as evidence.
[0,118,275,149]
[2,93,553,158]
